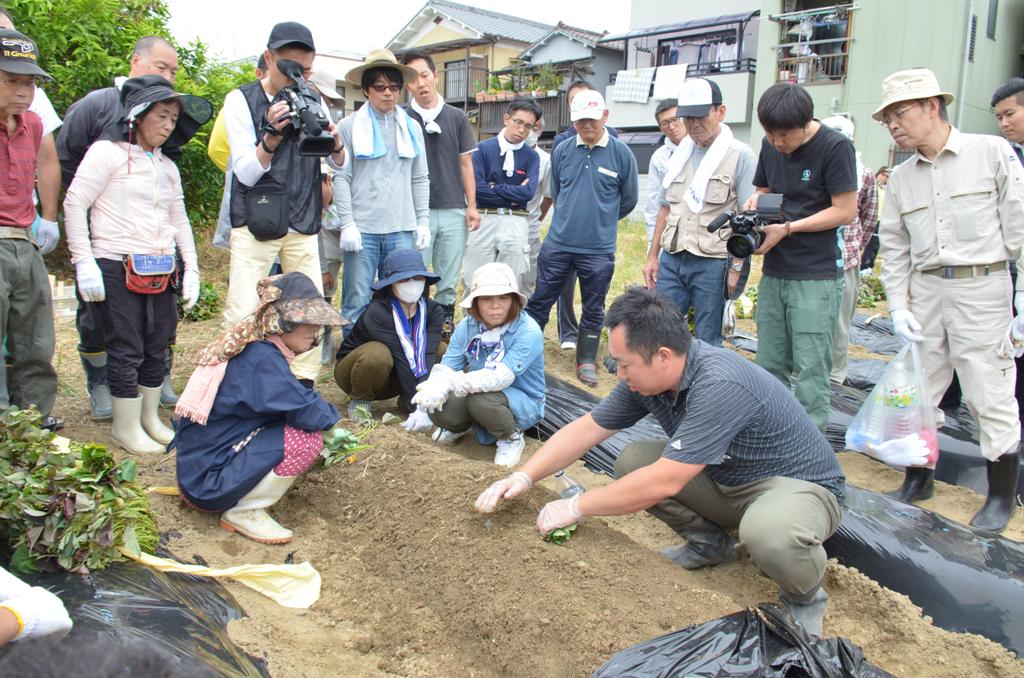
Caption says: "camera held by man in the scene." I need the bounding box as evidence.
[705,193,785,258]
[272,58,334,156]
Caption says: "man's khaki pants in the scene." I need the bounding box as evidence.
[614,440,842,596]
[462,213,529,289]
[909,270,1020,461]
[831,265,860,383]
[223,227,324,381]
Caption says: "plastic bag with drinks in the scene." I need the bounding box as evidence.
[845,342,940,468]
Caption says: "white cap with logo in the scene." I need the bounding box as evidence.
[570,89,606,121]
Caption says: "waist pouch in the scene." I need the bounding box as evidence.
[123,254,176,294]
[244,179,289,241]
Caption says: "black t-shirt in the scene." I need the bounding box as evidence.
[753,123,857,280]
[404,103,476,209]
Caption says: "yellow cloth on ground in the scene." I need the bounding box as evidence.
[119,548,321,609]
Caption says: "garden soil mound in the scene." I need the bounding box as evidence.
[147,427,1024,678]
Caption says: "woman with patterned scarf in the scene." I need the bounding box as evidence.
[411,262,545,468]
[173,273,342,544]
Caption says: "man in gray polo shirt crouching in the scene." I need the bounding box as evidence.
[474,286,845,637]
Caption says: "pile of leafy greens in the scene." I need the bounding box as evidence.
[0,409,157,573]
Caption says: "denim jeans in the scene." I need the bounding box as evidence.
[525,244,615,332]
[655,250,728,347]
[341,230,415,328]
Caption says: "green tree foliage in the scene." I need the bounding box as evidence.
[7,0,252,228]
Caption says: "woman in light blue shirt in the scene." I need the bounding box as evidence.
[411,262,545,467]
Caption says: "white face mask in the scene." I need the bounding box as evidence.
[393,279,425,303]
[526,131,539,147]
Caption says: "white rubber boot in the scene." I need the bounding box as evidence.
[220,472,297,544]
[111,396,164,454]
[139,385,175,445]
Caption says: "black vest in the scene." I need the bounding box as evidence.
[229,81,321,235]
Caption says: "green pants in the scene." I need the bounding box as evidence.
[755,274,840,432]
[422,208,467,307]
[429,391,517,439]
[615,440,842,596]
[333,342,401,402]
[0,239,56,416]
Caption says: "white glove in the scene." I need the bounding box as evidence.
[448,364,515,399]
[181,270,200,312]
[34,218,60,255]
[412,365,454,413]
[475,471,533,513]
[722,299,736,336]
[401,407,434,434]
[339,223,363,253]
[75,258,106,302]
[0,586,72,642]
[536,493,582,534]
[890,309,924,343]
[414,223,431,250]
[869,434,929,467]
[0,568,30,603]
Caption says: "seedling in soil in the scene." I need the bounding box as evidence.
[543,523,578,545]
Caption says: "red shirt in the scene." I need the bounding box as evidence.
[0,110,41,227]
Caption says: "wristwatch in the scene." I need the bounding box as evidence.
[730,261,744,272]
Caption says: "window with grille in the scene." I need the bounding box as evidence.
[969,15,978,61]
[987,0,998,39]
[769,2,856,84]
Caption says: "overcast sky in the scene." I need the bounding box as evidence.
[164,0,632,62]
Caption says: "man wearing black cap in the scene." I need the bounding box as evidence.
[220,21,345,386]
[0,29,60,429]
[57,34,180,423]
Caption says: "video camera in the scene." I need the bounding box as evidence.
[274,59,335,157]
[705,193,786,258]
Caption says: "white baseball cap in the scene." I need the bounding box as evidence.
[675,78,722,118]
[570,89,606,121]
[821,115,855,141]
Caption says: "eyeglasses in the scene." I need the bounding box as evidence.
[879,101,921,127]
[658,117,682,130]
[0,77,36,91]
[369,84,402,94]
[508,117,535,132]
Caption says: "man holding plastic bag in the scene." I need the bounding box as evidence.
[875,68,1024,532]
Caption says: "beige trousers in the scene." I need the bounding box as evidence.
[831,266,860,383]
[223,228,324,381]
[908,270,1020,461]
[462,213,530,289]
[615,440,842,596]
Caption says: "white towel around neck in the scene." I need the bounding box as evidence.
[662,123,734,213]
[497,133,524,177]
[410,94,445,134]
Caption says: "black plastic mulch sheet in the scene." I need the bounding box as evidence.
[592,603,893,678]
[0,558,267,676]
[538,374,1024,657]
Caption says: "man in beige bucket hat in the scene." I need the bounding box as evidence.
[331,48,430,331]
[875,67,1024,532]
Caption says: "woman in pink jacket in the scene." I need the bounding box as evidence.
[64,75,211,454]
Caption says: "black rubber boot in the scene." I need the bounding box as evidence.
[780,586,828,638]
[575,329,601,387]
[969,451,1021,533]
[887,466,934,502]
[660,523,737,570]
[441,304,456,341]
[79,350,113,422]
[160,347,178,406]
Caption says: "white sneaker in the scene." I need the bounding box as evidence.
[494,431,525,467]
[432,427,470,445]
[560,341,576,351]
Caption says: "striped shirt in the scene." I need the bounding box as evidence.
[591,340,845,500]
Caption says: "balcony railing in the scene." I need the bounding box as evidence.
[776,52,847,83]
[441,63,488,103]
[478,92,569,136]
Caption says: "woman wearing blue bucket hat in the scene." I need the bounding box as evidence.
[334,249,445,428]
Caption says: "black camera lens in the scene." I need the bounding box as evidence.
[727,231,764,258]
